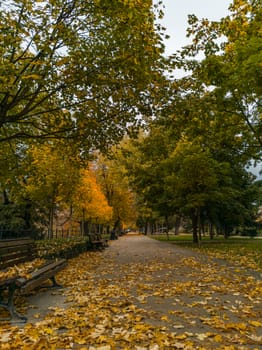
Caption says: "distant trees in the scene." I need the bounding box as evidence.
[0,136,140,237]
[117,0,262,240]
[72,167,113,236]
[120,127,260,242]
[95,153,138,235]
[123,0,262,241]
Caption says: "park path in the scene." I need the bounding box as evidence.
[90,233,262,348]
[2,233,262,349]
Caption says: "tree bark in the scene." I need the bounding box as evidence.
[191,209,199,244]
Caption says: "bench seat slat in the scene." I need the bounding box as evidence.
[16,259,67,287]
[0,255,38,270]
[19,261,67,293]
[0,238,35,248]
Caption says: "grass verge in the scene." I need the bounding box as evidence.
[150,234,262,272]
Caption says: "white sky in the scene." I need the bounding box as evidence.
[159,0,232,55]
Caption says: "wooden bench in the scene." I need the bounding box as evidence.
[87,232,108,250]
[0,238,67,322]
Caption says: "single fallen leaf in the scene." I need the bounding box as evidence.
[172,325,184,329]
[249,320,262,327]
[213,334,223,342]
[196,333,208,341]
[160,315,169,321]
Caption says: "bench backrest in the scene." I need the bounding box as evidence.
[87,232,102,240]
[0,238,37,270]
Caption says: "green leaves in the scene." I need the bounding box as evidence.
[180,0,262,153]
[0,0,165,148]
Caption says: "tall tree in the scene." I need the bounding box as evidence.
[0,0,168,233]
[16,142,82,237]
[72,167,113,234]
[95,152,138,233]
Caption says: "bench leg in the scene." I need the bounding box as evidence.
[0,285,27,322]
[49,276,62,288]
[93,243,104,250]
[35,276,63,290]
[39,276,63,289]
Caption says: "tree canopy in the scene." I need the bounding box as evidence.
[0,0,261,240]
[0,0,165,150]
[178,0,262,159]
[116,0,262,240]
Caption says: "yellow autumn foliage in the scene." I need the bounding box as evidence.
[72,166,113,223]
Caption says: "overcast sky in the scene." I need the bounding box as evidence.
[159,0,231,55]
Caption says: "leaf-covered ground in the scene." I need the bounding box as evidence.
[0,234,261,349]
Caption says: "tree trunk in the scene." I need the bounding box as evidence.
[81,209,85,236]
[69,204,73,235]
[48,205,54,239]
[224,225,230,239]
[24,199,32,230]
[191,209,199,244]
[209,222,214,239]
[144,221,148,235]
[174,215,181,235]
[3,190,10,205]
[197,208,202,242]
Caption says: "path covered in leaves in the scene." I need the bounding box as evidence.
[1,234,262,349]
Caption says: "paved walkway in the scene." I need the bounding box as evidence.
[96,234,261,325]
[16,234,262,348]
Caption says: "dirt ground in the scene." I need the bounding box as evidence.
[7,233,262,349]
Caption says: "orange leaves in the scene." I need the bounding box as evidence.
[72,167,113,223]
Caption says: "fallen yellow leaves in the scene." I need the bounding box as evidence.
[0,258,46,281]
[0,246,261,349]
[196,246,262,273]
[249,320,262,327]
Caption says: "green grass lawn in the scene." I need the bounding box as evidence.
[150,234,262,272]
